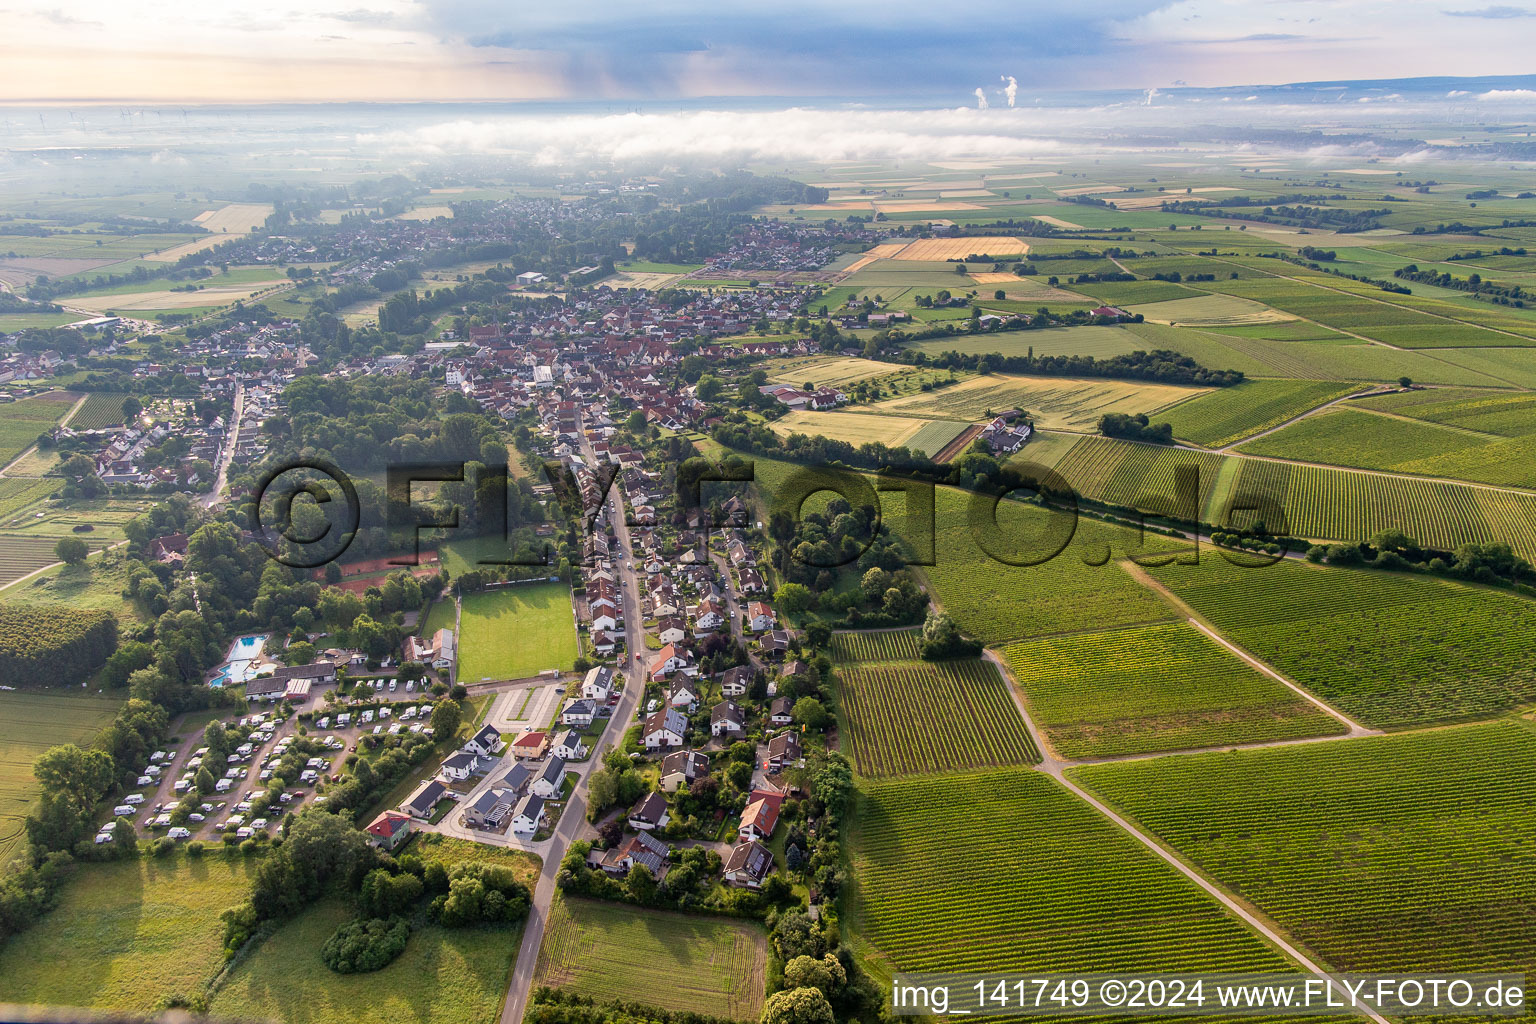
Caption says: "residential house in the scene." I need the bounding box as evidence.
[531,757,567,799]
[499,763,533,796]
[768,697,794,726]
[463,723,504,758]
[561,698,596,727]
[719,665,753,698]
[764,731,803,771]
[656,616,688,646]
[552,728,588,761]
[582,664,616,702]
[364,810,413,850]
[711,700,746,738]
[402,779,448,818]
[627,791,671,832]
[659,750,710,792]
[723,840,774,888]
[667,681,701,710]
[641,707,688,749]
[509,792,546,836]
[510,731,550,760]
[589,831,669,878]
[648,643,695,682]
[746,601,776,633]
[440,751,480,782]
[465,788,515,830]
[739,788,784,841]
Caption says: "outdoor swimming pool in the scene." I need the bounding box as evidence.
[208,634,270,687]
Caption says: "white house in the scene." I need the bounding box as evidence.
[641,707,687,749]
[582,664,616,702]
[440,751,479,782]
[659,750,710,792]
[531,756,567,799]
[509,792,545,836]
[552,728,588,761]
[561,698,596,727]
[710,700,746,738]
[463,723,504,758]
[719,666,753,698]
[627,791,670,832]
[747,601,776,633]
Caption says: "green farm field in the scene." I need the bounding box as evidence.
[534,897,768,1020]
[1235,406,1510,480]
[0,690,121,866]
[837,657,1040,776]
[1072,720,1536,988]
[1150,553,1536,727]
[848,769,1298,985]
[456,583,577,682]
[0,851,260,1013]
[67,392,131,430]
[1004,620,1346,759]
[0,391,78,468]
[211,900,524,1024]
[902,325,1149,361]
[830,628,923,662]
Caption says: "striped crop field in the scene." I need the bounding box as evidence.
[830,629,922,663]
[1160,379,1366,448]
[838,658,1040,776]
[67,392,130,430]
[849,770,1300,989]
[1072,720,1536,994]
[1150,553,1536,727]
[0,536,69,586]
[1003,621,1346,759]
[1227,458,1536,557]
[1049,435,1226,518]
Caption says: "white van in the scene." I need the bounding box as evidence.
[389,679,397,692]
[215,779,233,793]
[124,793,145,805]
[113,804,135,817]
[168,827,191,839]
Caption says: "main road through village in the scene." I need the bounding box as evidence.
[490,415,649,1024]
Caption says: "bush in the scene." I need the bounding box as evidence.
[320,916,412,974]
[0,604,117,685]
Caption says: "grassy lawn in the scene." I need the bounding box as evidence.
[534,897,768,1020]
[0,690,122,867]
[210,900,522,1024]
[0,851,260,1013]
[457,584,577,683]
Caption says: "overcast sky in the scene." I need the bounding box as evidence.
[5,0,1536,103]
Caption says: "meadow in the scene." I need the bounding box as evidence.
[903,325,1148,361]
[1004,621,1346,759]
[211,900,523,1024]
[0,851,260,1013]
[534,897,768,1020]
[1072,720,1536,985]
[1159,379,1367,448]
[456,583,578,682]
[837,657,1040,776]
[1150,553,1536,727]
[847,769,1297,984]
[0,690,122,866]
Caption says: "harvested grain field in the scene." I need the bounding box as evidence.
[1130,293,1296,327]
[842,241,911,274]
[893,236,1028,261]
[604,271,682,291]
[873,201,983,214]
[1030,215,1085,230]
[393,205,454,220]
[193,203,274,234]
[970,272,1020,284]
[72,280,285,312]
[874,373,1207,432]
[770,410,930,448]
[1054,185,1128,197]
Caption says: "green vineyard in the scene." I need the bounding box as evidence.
[1151,554,1536,727]
[1161,379,1366,449]
[67,392,131,431]
[1072,721,1536,990]
[850,770,1299,991]
[1003,621,1346,759]
[830,629,922,663]
[838,658,1040,776]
